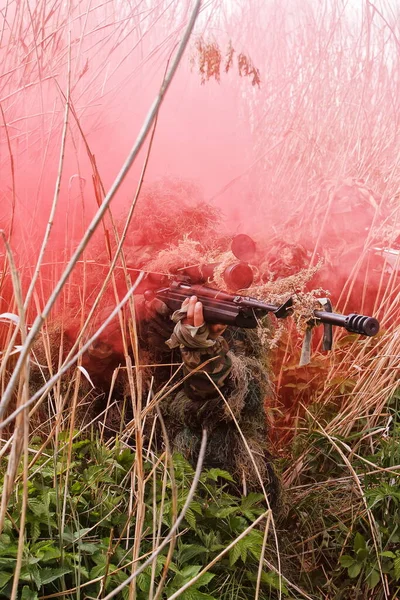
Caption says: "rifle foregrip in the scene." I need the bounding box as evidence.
[313,311,380,337]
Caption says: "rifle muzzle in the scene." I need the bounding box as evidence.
[313,311,380,336]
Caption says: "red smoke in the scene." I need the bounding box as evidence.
[1,0,399,378]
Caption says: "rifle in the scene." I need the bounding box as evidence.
[142,235,380,350]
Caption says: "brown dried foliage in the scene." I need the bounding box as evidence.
[193,37,261,87]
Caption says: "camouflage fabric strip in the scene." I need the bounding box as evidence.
[181,337,232,401]
[165,307,215,349]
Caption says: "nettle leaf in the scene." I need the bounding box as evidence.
[72,439,92,452]
[172,453,195,476]
[105,563,122,591]
[394,556,400,580]
[246,530,264,558]
[78,542,100,554]
[137,572,151,593]
[259,571,289,595]
[21,587,39,600]
[211,506,238,519]
[109,567,126,587]
[194,572,215,588]
[229,542,241,567]
[79,566,90,580]
[115,448,135,470]
[22,556,41,567]
[63,527,91,544]
[92,551,108,566]
[90,564,106,579]
[30,520,41,543]
[381,551,396,559]
[228,515,247,532]
[242,509,263,520]
[28,499,47,518]
[39,567,72,585]
[0,571,13,588]
[42,488,57,510]
[240,493,264,510]
[239,538,248,563]
[190,501,203,515]
[35,546,62,562]
[178,544,208,564]
[170,565,204,590]
[181,590,217,600]
[203,468,234,482]
[20,564,41,590]
[31,541,52,552]
[185,508,197,529]
[180,565,203,580]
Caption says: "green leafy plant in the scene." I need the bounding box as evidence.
[0,438,281,599]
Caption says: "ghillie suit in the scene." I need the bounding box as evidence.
[140,300,281,507]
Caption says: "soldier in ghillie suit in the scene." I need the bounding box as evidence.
[140,295,280,508]
[26,178,280,506]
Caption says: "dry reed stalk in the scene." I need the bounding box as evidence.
[151,408,179,600]
[59,367,82,540]
[0,0,201,420]
[150,463,168,600]
[127,353,145,600]
[254,510,272,600]
[203,371,284,599]
[0,235,30,599]
[0,272,146,431]
[98,530,115,598]
[23,50,71,310]
[315,323,400,436]
[302,405,390,600]
[167,509,272,600]
[99,366,120,443]
[0,103,16,242]
[102,428,208,600]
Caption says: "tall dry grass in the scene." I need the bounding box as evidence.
[0,0,399,598]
